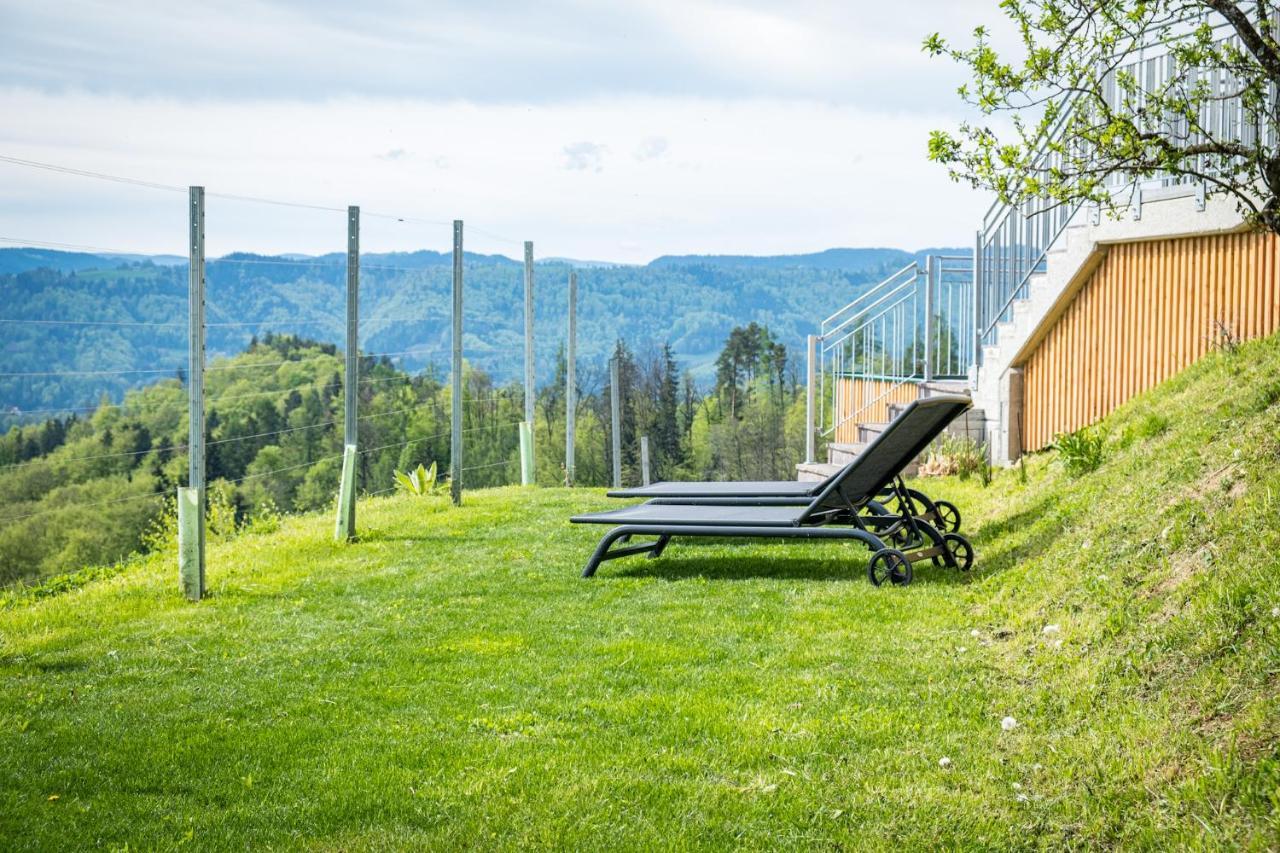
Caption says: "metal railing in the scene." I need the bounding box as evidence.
[803,13,1255,461]
[975,12,1252,359]
[806,254,974,454]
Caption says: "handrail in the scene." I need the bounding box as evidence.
[820,261,919,330]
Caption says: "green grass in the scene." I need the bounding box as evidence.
[3,336,1280,849]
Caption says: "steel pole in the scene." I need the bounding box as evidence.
[565,271,577,486]
[610,356,622,489]
[805,334,816,464]
[180,186,206,601]
[924,255,936,383]
[450,220,463,506]
[335,205,359,540]
[522,240,535,485]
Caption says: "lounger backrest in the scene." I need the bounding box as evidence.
[798,394,972,522]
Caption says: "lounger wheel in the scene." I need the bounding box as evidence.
[933,500,962,532]
[867,548,913,587]
[931,533,974,571]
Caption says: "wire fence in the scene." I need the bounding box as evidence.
[0,150,554,599]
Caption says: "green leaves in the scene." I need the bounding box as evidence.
[924,0,1280,233]
[393,461,439,496]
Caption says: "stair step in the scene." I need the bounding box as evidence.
[857,421,888,443]
[919,380,970,396]
[796,461,841,482]
[826,441,864,465]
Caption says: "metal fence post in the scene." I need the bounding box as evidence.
[565,270,577,486]
[450,220,463,506]
[924,254,936,383]
[335,205,359,540]
[610,355,622,489]
[521,240,535,485]
[805,334,816,464]
[640,436,651,486]
[178,186,206,601]
[972,229,983,385]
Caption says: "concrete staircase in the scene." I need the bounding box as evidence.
[797,380,986,482]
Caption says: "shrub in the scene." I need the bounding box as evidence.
[394,462,440,496]
[919,434,988,482]
[1055,426,1106,477]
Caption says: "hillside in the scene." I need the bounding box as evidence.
[1,333,1278,846]
[0,246,923,423]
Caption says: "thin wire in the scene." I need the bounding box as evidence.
[0,153,454,230]
[357,420,523,458]
[206,319,342,328]
[209,257,345,269]
[462,458,516,473]
[0,318,185,328]
[1,443,188,471]
[206,420,334,447]
[205,354,338,373]
[0,365,184,378]
[0,154,186,194]
[0,487,171,525]
[0,401,122,415]
[224,452,346,485]
[357,403,433,421]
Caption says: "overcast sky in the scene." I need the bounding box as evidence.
[0,0,1010,262]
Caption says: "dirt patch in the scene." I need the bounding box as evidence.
[1187,462,1238,502]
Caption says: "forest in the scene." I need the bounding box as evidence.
[0,246,953,429]
[0,324,806,588]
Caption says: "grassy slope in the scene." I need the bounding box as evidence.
[2,336,1279,849]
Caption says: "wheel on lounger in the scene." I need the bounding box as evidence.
[933,500,962,532]
[936,533,974,571]
[867,548,913,587]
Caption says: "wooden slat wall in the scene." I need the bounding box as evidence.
[834,378,920,443]
[1022,230,1280,450]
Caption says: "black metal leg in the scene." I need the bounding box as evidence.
[648,535,671,559]
[583,527,672,577]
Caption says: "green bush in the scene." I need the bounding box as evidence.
[1054,425,1107,477]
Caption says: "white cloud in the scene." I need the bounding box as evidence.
[0,88,990,263]
[634,137,669,161]
[0,0,1015,109]
[562,142,608,172]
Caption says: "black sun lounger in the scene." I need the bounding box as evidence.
[572,394,975,585]
[605,400,967,532]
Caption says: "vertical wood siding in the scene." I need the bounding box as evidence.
[833,378,920,444]
[1021,231,1280,451]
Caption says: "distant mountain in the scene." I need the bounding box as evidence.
[100,253,187,266]
[0,244,972,423]
[0,247,119,275]
[647,247,969,270]
[541,257,633,269]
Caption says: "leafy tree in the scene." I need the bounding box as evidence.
[925,1,1280,231]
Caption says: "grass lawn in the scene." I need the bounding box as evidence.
[3,336,1280,849]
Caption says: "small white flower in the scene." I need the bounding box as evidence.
[1001,716,1018,731]
[1012,782,1022,790]
[970,629,981,638]
[1272,606,1280,618]
[1032,763,1043,772]
[1050,639,1064,650]
[939,757,952,769]
[1042,624,1060,635]
[957,646,968,654]
[1015,793,1029,802]
[1081,538,1093,550]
